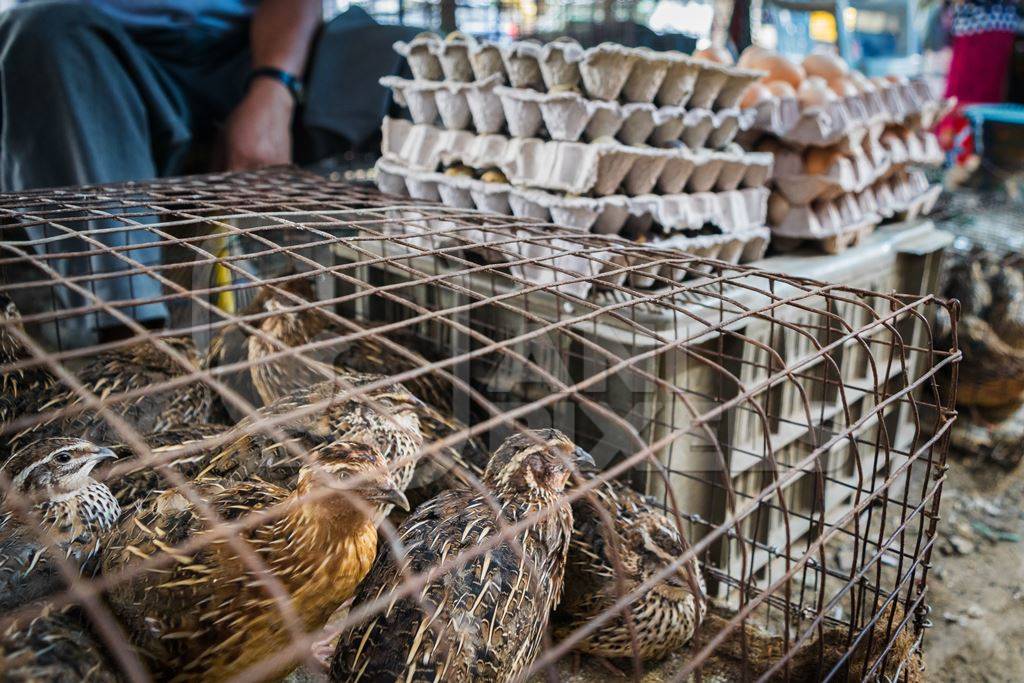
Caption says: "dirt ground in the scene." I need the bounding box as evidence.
[922,455,1024,682]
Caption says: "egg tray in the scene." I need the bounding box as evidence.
[770,169,940,252]
[392,34,763,110]
[378,200,770,299]
[769,193,882,254]
[879,129,943,169]
[874,169,942,222]
[771,145,890,205]
[381,75,753,149]
[747,79,951,149]
[382,118,773,197]
[376,159,769,235]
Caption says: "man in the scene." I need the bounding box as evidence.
[0,0,320,338]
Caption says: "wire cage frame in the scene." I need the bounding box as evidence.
[0,167,958,683]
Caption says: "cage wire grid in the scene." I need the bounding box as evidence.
[0,167,958,682]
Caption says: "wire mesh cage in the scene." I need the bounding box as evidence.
[0,168,958,682]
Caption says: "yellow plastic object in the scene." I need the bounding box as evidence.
[210,223,236,314]
[809,11,838,43]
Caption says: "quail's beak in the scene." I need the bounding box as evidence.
[573,446,596,469]
[91,447,118,463]
[369,484,410,512]
[81,446,118,476]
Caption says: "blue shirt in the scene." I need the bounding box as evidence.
[78,0,259,34]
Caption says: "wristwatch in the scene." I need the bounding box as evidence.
[247,66,305,105]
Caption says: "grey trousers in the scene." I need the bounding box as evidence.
[0,1,250,334]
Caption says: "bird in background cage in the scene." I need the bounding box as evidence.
[329,429,594,682]
[103,422,233,510]
[204,275,490,504]
[938,251,1024,409]
[987,264,1024,350]
[552,473,707,662]
[0,438,119,612]
[0,297,216,457]
[0,606,119,683]
[205,275,335,415]
[0,295,59,437]
[101,439,407,682]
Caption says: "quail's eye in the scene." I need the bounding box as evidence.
[55,453,71,464]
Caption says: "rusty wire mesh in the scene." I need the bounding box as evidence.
[0,167,958,682]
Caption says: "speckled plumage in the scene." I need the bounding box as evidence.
[0,608,119,683]
[206,278,489,503]
[6,335,214,457]
[102,440,406,682]
[206,276,333,414]
[329,328,491,507]
[553,476,707,660]
[988,266,1024,350]
[0,438,120,612]
[196,376,424,499]
[105,423,231,510]
[330,429,593,682]
[0,296,58,439]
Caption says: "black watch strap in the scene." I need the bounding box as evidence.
[247,66,305,105]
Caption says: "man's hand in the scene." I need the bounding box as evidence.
[223,77,295,171]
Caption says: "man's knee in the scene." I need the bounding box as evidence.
[0,1,108,63]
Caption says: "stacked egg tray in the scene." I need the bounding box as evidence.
[366,197,767,300]
[744,80,950,252]
[744,77,955,149]
[379,35,774,264]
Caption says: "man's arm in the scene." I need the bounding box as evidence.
[224,0,320,170]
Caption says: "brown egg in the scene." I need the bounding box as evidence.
[827,76,860,97]
[766,80,797,98]
[444,164,474,177]
[768,193,791,225]
[737,45,771,69]
[694,45,734,65]
[740,82,774,108]
[802,52,849,81]
[797,76,838,107]
[481,169,508,183]
[753,54,805,89]
[804,147,845,175]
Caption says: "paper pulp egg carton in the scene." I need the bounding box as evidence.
[382,76,753,148]
[749,95,875,149]
[375,161,771,272]
[747,79,949,149]
[491,86,754,148]
[376,160,769,235]
[871,169,942,221]
[380,74,506,134]
[768,191,882,254]
[879,128,944,169]
[590,227,771,288]
[508,231,617,299]
[770,145,892,205]
[382,118,773,197]
[376,210,612,299]
[393,35,764,110]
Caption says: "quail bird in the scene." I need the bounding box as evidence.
[102,440,407,682]
[0,438,119,611]
[553,475,707,660]
[329,429,594,682]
